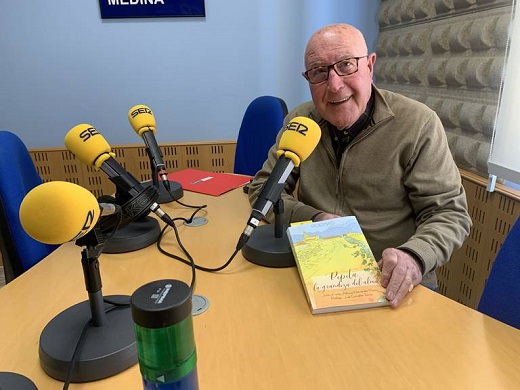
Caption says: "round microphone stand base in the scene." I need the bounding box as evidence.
[102,216,161,254]
[242,224,295,268]
[0,372,38,390]
[39,295,136,383]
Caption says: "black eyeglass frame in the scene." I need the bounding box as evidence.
[302,55,369,84]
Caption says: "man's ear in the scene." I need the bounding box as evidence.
[367,53,377,74]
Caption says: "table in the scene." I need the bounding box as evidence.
[0,188,519,389]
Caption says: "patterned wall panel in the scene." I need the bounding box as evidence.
[436,171,519,308]
[376,0,513,177]
[29,141,237,199]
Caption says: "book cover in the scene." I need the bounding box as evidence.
[166,169,252,196]
[287,216,389,314]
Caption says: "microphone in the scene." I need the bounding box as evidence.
[19,181,103,245]
[64,124,173,226]
[20,181,139,382]
[128,104,170,190]
[236,116,321,250]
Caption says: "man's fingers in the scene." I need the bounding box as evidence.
[387,267,414,307]
[379,248,422,307]
[384,261,407,300]
[380,249,398,287]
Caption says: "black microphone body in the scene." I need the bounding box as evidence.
[141,130,170,189]
[234,116,322,253]
[237,155,295,250]
[128,105,171,191]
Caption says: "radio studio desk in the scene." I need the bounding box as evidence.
[0,188,519,389]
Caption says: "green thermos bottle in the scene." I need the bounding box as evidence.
[131,279,198,389]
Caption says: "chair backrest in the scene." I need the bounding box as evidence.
[0,131,58,283]
[477,215,520,329]
[233,95,288,177]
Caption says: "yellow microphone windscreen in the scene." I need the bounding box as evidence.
[64,124,114,169]
[128,105,156,137]
[19,181,101,245]
[277,116,321,166]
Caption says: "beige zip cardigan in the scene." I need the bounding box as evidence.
[248,86,472,289]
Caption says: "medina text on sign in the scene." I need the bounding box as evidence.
[98,0,205,19]
[108,0,165,5]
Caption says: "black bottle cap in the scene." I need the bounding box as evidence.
[131,279,192,329]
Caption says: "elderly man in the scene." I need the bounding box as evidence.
[248,24,471,308]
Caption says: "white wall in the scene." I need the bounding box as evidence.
[0,0,380,148]
[488,0,520,187]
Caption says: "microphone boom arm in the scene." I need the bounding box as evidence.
[99,157,142,197]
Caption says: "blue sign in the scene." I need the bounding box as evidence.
[99,0,205,19]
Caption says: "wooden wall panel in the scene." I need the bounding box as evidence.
[437,170,520,309]
[29,141,236,199]
[178,143,235,172]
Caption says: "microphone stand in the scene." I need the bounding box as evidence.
[142,149,183,204]
[102,160,165,253]
[102,153,183,253]
[39,228,137,383]
[241,197,295,267]
[103,150,184,253]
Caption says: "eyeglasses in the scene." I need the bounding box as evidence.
[302,55,369,84]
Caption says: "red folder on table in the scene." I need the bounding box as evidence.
[167,169,252,196]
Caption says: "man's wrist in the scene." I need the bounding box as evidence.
[398,247,425,275]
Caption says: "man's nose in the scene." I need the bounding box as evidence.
[327,68,344,92]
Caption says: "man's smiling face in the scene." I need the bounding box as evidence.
[304,25,375,130]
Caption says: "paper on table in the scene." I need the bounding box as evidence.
[167,169,252,196]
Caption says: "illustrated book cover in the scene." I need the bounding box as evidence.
[166,169,252,196]
[287,216,389,314]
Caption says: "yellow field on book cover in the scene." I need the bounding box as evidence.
[287,216,389,314]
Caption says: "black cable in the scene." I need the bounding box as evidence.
[157,224,240,273]
[62,212,125,390]
[159,199,207,293]
[171,199,207,224]
[156,198,240,279]
[61,299,130,390]
[99,211,123,250]
[62,318,90,390]
[174,198,205,210]
[162,221,197,293]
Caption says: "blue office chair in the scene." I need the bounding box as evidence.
[233,95,288,177]
[0,131,58,283]
[477,215,520,329]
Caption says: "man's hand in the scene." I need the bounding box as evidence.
[313,212,341,221]
[378,248,422,308]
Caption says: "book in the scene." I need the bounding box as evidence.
[286,216,389,314]
[166,168,252,196]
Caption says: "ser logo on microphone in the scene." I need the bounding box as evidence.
[285,121,308,135]
[130,107,152,118]
[78,127,100,142]
[70,209,98,241]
